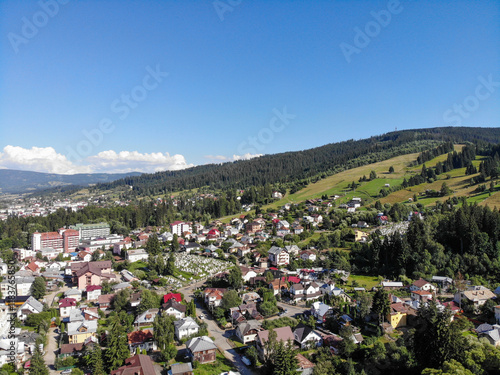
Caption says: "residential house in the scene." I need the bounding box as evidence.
[320,283,352,302]
[110,354,156,375]
[174,317,200,340]
[186,336,217,364]
[290,283,305,301]
[59,298,77,318]
[387,302,416,329]
[303,282,321,301]
[411,290,433,303]
[59,341,91,359]
[126,249,149,262]
[241,292,261,304]
[235,320,262,344]
[64,288,83,302]
[432,276,453,291]
[293,324,322,349]
[454,286,497,311]
[86,285,102,301]
[134,309,159,328]
[163,293,182,304]
[300,250,317,262]
[296,353,316,374]
[67,320,97,344]
[381,281,404,290]
[357,221,369,228]
[478,326,500,347]
[354,230,369,243]
[97,294,115,311]
[311,301,331,323]
[495,306,500,324]
[378,216,389,225]
[284,245,300,256]
[127,329,157,353]
[77,251,92,262]
[272,191,283,199]
[256,326,294,360]
[410,278,437,292]
[246,221,262,234]
[204,288,226,308]
[16,296,43,321]
[169,363,193,375]
[241,267,257,283]
[268,246,289,267]
[162,299,186,319]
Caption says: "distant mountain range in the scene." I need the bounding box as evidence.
[0,169,142,194]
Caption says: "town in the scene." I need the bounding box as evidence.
[0,182,499,375]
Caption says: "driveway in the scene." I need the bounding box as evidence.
[44,327,59,375]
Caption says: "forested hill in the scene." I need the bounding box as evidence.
[98,127,500,196]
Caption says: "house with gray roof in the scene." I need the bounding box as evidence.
[67,320,98,344]
[174,317,199,340]
[16,296,43,321]
[169,362,193,375]
[134,309,159,328]
[235,320,262,344]
[186,336,217,364]
[478,326,500,347]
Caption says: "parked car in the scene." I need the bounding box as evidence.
[61,370,72,374]
[241,356,251,366]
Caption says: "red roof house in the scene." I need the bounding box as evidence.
[163,293,182,303]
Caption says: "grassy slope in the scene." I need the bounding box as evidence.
[221,145,499,222]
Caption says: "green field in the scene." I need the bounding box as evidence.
[348,274,382,289]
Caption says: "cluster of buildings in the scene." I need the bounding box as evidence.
[0,198,89,221]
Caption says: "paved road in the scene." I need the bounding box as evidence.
[179,281,257,375]
[42,285,69,375]
[277,301,308,318]
[45,327,59,375]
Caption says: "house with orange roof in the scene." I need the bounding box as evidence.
[127,329,157,353]
[203,288,226,308]
[410,278,437,292]
[411,290,433,303]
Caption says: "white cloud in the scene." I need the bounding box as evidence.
[0,146,194,174]
[0,146,92,174]
[204,153,263,162]
[87,150,194,173]
[232,153,263,161]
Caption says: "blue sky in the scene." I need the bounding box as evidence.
[0,0,499,174]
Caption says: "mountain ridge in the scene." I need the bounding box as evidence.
[0,169,142,194]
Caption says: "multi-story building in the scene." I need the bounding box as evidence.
[32,229,79,253]
[268,246,289,266]
[69,222,110,240]
[78,234,123,252]
[71,261,116,290]
[170,221,192,236]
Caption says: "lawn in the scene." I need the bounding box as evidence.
[355,178,405,199]
[298,231,333,247]
[195,352,236,375]
[347,274,381,289]
[127,261,148,272]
